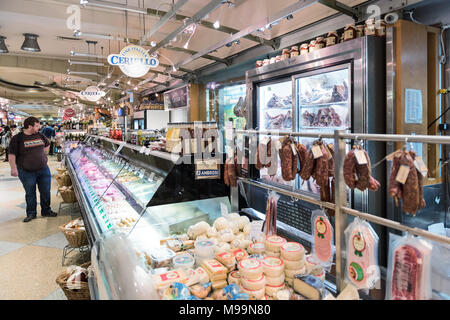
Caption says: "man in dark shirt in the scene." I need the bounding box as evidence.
[42,123,56,155]
[9,117,57,222]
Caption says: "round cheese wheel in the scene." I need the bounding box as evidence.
[228,213,241,221]
[229,221,239,234]
[281,242,305,261]
[265,283,285,297]
[213,217,229,231]
[284,265,306,278]
[228,270,241,285]
[265,235,287,252]
[283,258,305,270]
[194,239,216,257]
[241,273,266,291]
[172,253,195,270]
[265,273,285,286]
[305,255,322,274]
[238,258,264,280]
[262,256,284,277]
[248,242,265,255]
[240,286,265,300]
[194,221,210,235]
[265,250,280,258]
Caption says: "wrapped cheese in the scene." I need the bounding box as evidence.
[241,273,266,291]
[281,242,305,261]
[240,286,265,300]
[213,217,229,231]
[292,275,324,300]
[237,216,250,230]
[265,250,280,258]
[153,269,188,289]
[262,256,284,277]
[195,267,210,284]
[305,255,323,275]
[212,279,228,290]
[238,258,264,280]
[230,248,249,262]
[265,235,287,252]
[215,242,231,254]
[172,253,195,270]
[194,239,216,258]
[228,270,241,285]
[215,251,236,266]
[283,258,305,270]
[201,259,228,278]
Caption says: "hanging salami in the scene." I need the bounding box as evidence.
[343,145,380,192]
[279,136,298,181]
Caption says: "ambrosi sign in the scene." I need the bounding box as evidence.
[107,45,158,78]
[80,86,106,102]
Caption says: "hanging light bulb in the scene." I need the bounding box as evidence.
[183,41,189,49]
[213,20,220,29]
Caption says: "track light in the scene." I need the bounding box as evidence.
[127,80,131,85]
[155,93,159,97]
[286,14,293,20]
[21,33,41,52]
[213,20,220,29]
[0,36,8,54]
[73,30,114,40]
[150,41,156,47]
[68,60,105,67]
[70,51,106,59]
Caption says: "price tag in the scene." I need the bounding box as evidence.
[275,139,282,151]
[144,148,151,155]
[355,149,368,165]
[396,165,410,184]
[311,145,323,159]
[250,221,264,242]
[291,143,297,156]
[139,146,146,153]
[414,156,428,177]
[220,202,229,218]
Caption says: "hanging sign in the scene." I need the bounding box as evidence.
[80,86,106,102]
[107,45,159,78]
[64,107,76,118]
[164,85,189,110]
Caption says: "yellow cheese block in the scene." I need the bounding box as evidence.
[292,275,324,300]
[336,283,359,300]
[153,269,188,289]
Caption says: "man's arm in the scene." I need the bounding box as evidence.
[9,154,18,177]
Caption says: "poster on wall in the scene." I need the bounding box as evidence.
[164,85,189,110]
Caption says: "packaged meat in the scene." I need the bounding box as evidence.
[311,210,334,271]
[344,217,380,289]
[386,234,432,300]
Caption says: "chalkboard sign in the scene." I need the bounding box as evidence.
[164,85,189,110]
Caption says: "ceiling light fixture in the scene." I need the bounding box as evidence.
[73,30,114,40]
[21,33,41,52]
[70,51,106,59]
[213,20,220,29]
[150,41,157,47]
[67,70,102,76]
[0,36,8,54]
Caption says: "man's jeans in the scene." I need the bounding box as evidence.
[18,166,51,217]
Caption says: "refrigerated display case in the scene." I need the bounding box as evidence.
[242,36,387,262]
[64,135,229,299]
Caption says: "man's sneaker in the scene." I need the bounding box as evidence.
[42,210,57,217]
[23,216,36,222]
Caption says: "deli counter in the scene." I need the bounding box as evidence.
[64,135,229,299]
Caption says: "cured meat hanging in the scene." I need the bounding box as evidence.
[343,145,381,192]
[388,150,426,215]
[279,136,298,181]
[264,192,279,236]
[255,137,278,176]
[224,156,237,187]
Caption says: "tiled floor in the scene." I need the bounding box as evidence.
[0,156,88,300]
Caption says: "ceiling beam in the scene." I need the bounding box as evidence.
[146,5,278,49]
[165,46,230,65]
[147,0,225,55]
[318,0,358,20]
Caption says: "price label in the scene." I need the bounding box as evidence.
[291,143,297,156]
[250,221,264,242]
[220,202,229,218]
[355,149,368,165]
[414,156,428,177]
[311,145,323,159]
[396,165,410,184]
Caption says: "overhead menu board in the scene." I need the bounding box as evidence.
[164,85,189,110]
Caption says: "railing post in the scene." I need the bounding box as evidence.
[333,129,347,293]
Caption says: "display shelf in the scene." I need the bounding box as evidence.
[298,101,348,108]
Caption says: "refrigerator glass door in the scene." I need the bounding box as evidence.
[294,64,351,194]
[257,78,294,187]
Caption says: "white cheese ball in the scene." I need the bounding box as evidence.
[215,242,231,253]
[219,232,235,243]
[207,226,218,238]
[243,223,251,235]
[196,234,209,241]
[229,221,240,235]
[194,221,210,235]
[235,233,245,240]
[238,216,250,230]
[228,213,241,221]
[213,217,229,231]
[187,226,195,239]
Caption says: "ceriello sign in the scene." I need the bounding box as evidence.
[107,45,158,78]
[80,86,106,102]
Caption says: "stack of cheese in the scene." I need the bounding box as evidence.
[238,258,266,300]
[264,235,287,257]
[305,254,325,281]
[201,259,229,290]
[262,256,285,297]
[280,242,306,286]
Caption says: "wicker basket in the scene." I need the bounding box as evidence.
[59,187,77,203]
[56,167,67,175]
[59,224,88,248]
[55,173,72,187]
[56,262,91,300]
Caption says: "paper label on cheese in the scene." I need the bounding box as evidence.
[158,270,183,282]
[203,259,227,274]
[239,258,262,270]
[249,242,265,252]
[263,257,283,267]
[314,216,333,263]
[196,240,215,248]
[396,165,410,184]
[266,236,286,245]
[414,156,428,177]
[354,150,368,165]
[311,145,323,159]
[282,242,304,253]
[231,248,248,261]
[291,143,297,156]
